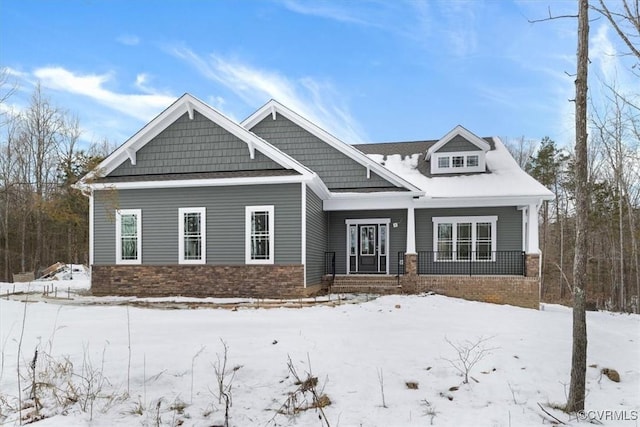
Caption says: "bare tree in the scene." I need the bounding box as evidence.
[566,0,589,413]
[21,83,65,271]
[593,0,640,67]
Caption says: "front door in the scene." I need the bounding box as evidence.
[348,221,388,274]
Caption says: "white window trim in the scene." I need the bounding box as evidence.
[245,205,275,265]
[115,209,142,265]
[432,216,497,261]
[431,151,486,174]
[179,207,206,264]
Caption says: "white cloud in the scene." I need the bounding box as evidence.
[279,0,370,26]
[33,67,175,122]
[117,34,140,46]
[170,47,369,143]
[591,24,619,83]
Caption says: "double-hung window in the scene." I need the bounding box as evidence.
[433,216,497,261]
[179,207,206,264]
[116,209,141,264]
[245,205,274,264]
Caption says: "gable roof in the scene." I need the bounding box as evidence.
[425,125,491,160]
[241,99,423,194]
[82,93,316,183]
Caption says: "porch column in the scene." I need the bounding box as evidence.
[526,203,540,253]
[526,202,541,278]
[406,206,416,254]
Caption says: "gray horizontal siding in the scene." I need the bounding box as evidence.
[93,184,301,265]
[435,135,481,153]
[327,210,407,275]
[109,111,284,177]
[250,114,401,191]
[305,187,327,286]
[415,206,522,251]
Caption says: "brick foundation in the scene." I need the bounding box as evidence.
[409,275,540,309]
[91,264,312,298]
[327,254,540,309]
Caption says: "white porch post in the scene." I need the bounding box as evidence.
[406,206,416,254]
[526,203,540,253]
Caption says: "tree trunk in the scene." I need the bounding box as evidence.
[566,0,589,413]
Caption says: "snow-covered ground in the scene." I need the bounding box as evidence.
[0,278,638,426]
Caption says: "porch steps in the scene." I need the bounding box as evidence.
[329,275,401,294]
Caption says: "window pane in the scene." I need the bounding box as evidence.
[437,241,453,260]
[252,236,269,259]
[457,223,472,260]
[252,212,268,233]
[349,225,357,255]
[380,225,386,255]
[476,242,492,260]
[361,226,375,255]
[121,214,137,236]
[121,237,137,259]
[437,223,453,260]
[251,210,270,260]
[438,223,452,239]
[184,213,200,235]
[452,156,464,168]
[477,223,491,239]
[467,155,479,167]
[476,222,492,260]
[438,157,449,168]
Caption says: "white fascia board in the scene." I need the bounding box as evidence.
[241,100,422,193]
[81,94,315,183]
[426,125,491,160]
[324,193,416,211]
[324,193,550,211]
[413,195,550,209]
[88,174,308,191]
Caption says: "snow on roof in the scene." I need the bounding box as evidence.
[366,137,554,199]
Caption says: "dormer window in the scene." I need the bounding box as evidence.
[432,151,485,174]
[426,125,491,175]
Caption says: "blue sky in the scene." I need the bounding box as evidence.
[0,0,634,150]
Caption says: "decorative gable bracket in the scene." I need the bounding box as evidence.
[186,101,195,120]
[247,140,255,160]
[125,148,137,166]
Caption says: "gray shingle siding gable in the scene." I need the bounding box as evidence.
[305,187,327,286]
[415,207,522,251]
[109,111,284,177]
[434,135,482,153]
[93,183,301,265]
[249,114,402,191]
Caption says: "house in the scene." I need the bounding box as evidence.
[78,94,554,309]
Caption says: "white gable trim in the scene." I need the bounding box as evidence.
[426,125,491,160]
[82,94,316,183]
[241,100,423,194]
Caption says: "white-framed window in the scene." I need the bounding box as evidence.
[245,205,275,264]
[179,207,206,264]
[432,216,497,261]
[431,151,485,174]
[452,155,465,168]
[116,209,141,264]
